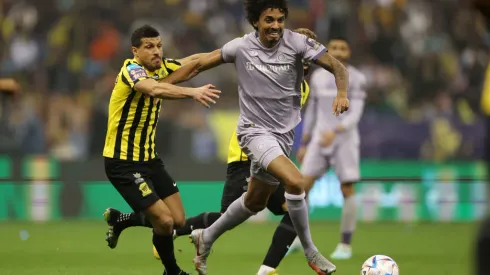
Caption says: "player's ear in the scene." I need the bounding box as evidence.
[131,46,138,57]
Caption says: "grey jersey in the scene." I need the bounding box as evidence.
[221,30,327,134]
[303,65,367,139]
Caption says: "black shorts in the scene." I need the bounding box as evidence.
[220,161,286,215]
[104,157,179,212]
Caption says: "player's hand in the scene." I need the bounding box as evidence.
[332,95,349,116]
[320,130,336,147]
[296,145,307,164]
[193,84,221,108]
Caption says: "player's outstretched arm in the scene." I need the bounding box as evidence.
[134,79,221,108]
[314,52,350,115]
[176,53,210,66]
[159,50,223,85]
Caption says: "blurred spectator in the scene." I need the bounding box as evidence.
[0,0,487,162]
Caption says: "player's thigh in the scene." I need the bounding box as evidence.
[221,161,251,213]
[333,142,360,184]
[104,158,160,213]
[239,130,293,186]
[150,158,184,226]
[301,142,330,190]
[267,182,287,215]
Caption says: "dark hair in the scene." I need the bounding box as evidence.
[245,0,289,30]
[131,25,160,47]
[328,36,350,45]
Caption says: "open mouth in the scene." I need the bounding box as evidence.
[267,30,281,39]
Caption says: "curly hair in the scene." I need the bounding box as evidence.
[244,0,289,30]
[293,28,317,41]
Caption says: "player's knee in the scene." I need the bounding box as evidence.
[152,215,174,234]
[172,215,186,229]
[341,182,355,198]
[284,174,304,195]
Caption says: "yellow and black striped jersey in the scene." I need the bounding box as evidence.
[226,80,310,163]
[103,58,181,161]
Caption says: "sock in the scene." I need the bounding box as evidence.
[257,265,276,275]
[203,193,255,246]
[476,215,490,275]
[262,213,297,268]
[175,212,222,237]
[153,231,181,275]
[285,192,318,258]
[340,195,357,245]
[118,212,152,230]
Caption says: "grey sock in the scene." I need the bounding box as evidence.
[203,193,255,246]
[340,195,357,244]
[285,192,318,258]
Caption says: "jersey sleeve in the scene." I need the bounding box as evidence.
[121,62,150,88]
[163,58,182,74]
[292,32,327,62]
[221,37,243,63]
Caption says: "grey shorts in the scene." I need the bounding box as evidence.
[237,127,294,185]
[301,133,360,183]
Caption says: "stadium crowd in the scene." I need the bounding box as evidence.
[0,0,488,162]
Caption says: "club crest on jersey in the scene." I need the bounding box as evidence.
[277,54,287,62]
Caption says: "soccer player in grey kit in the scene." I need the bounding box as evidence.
[175,1,349,274]
[290,37,366,260]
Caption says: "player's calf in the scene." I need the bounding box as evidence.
[331,182,357,260]
[174,212,222,238]
[243,180,276,212]
[146,201,187,275]
[103,208,152,249]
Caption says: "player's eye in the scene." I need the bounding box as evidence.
[278,17,285,23]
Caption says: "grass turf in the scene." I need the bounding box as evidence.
[0,221,477,275]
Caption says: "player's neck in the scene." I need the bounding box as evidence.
[133,57,156,72]
[256,33,279,48]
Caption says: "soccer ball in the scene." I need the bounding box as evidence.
[360,255,399,275]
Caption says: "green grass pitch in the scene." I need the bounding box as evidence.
[0,221,476,275]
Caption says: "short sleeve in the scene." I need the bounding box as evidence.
[121,62,150,88]
[221,37,243,63]
[291,32,327,62]
[163,58,182,74]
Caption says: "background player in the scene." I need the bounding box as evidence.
[102,25,220,275]
[172,0,350,274]
[101,27,317,275]
[289,37,366,260]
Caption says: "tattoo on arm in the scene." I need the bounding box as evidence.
[319,53,349,97]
